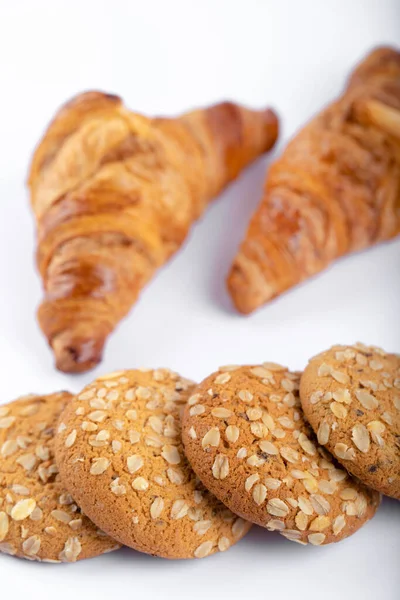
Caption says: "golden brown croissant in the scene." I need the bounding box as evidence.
[228,47,400,314]
[29,92,278,372]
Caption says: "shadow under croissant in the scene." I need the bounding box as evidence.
[205,155,278,315]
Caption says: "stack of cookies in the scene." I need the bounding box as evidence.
[0,343,398,562]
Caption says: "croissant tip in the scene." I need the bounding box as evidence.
[229,294,256,315]
[256,107,279,152]
[227,260,278,315]
[52,334,104,374]
[263,107,278,124]
[227,272,257,315]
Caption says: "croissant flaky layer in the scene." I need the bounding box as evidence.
[228,46,400,314]
[29,93,278,372]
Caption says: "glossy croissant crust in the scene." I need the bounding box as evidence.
[29,93,278,372]
[228,46,400,313]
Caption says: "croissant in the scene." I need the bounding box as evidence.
[228,47,400,314]
[29,92,278,372]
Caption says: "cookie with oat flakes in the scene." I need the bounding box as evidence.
[182,364,380,546]
[0,392,120,562]
[54,369,251,559]
[300,343,400,499]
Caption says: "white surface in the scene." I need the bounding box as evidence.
[0,0,399,598]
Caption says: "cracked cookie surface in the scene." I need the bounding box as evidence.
[300,344,400,499]
[182,364,380,546]
[55,369,251,559]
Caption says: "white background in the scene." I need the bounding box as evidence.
[0,0,399,598]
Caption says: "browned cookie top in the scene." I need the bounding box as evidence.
[300,343,400,499]
[182,364,380,546]
[0,392,120,562]
[55,369,251,559]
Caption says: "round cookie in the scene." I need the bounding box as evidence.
[182,364,381,546]
[0,392,120,562]
[300,343,400,499]
[55,369,251,559]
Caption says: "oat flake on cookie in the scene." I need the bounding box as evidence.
[182,363,380,546]
[0,392,120,562]
[54,369,251,559]
[300,343,400,499]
